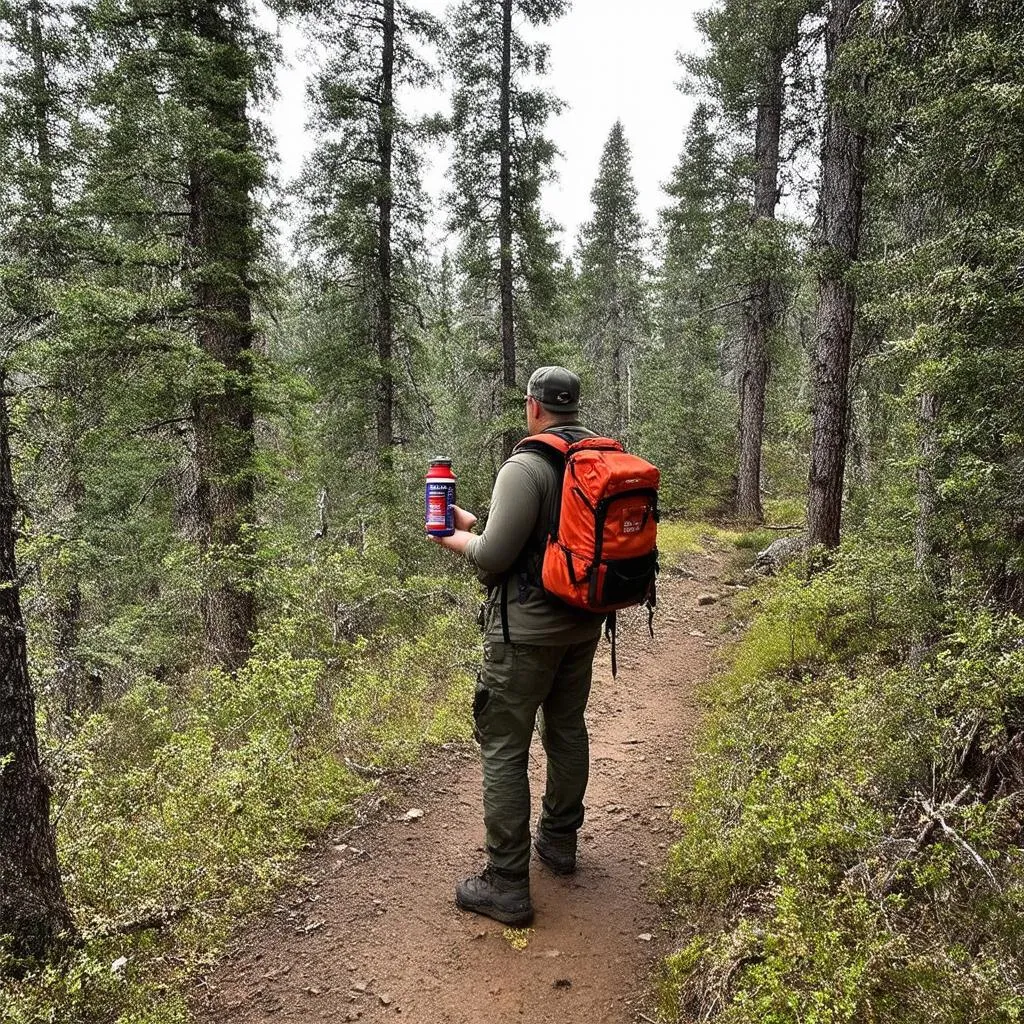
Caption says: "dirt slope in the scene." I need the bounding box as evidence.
[196,550,730,1024]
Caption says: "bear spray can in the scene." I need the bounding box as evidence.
[425,458,456,537]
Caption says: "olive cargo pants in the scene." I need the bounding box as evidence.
[473,636,601,876]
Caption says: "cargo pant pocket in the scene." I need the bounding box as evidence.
[473,642,509,745]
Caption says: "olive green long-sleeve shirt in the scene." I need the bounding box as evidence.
[465,426,605,646]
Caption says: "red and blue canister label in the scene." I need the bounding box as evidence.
[425,459,456,537]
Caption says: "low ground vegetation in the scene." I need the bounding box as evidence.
[0,540,478,1024]
[0,518,739,1022]
[660,533,1024,1023]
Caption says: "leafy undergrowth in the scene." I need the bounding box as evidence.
[658,537,1024,1023]
[0,516,768,1023]
[1,543,478,1024]
[657,518,779,564]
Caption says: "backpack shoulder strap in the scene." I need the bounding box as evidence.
[512,431,572,541]
[513,433,570,502]
[513,430,572,460]
[499,432,573,645]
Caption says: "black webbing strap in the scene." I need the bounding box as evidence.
[500,577,511,644]
[605,611,617,678]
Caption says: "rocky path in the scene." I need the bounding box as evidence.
[196,549,730,1024]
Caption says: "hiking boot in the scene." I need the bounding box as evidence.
[533,834,576,875]
[455,865,533,926]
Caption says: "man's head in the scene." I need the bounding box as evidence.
[524,366,581,435]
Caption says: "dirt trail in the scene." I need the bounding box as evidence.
[197,549,730,1024]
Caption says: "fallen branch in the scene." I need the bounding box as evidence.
[922,798,1001,891]
[875,785,972,895]
[82,905,184,940]
[343,757,391,778]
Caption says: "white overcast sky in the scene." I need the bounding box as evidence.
[264,1,705,252]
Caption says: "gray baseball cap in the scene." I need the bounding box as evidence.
[526,365,580,413]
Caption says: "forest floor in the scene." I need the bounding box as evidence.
[194,546,733,1024]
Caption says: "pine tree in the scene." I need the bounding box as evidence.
[659,103,724,318]
[295,0,441,489]
[0,1,77,958]
[446,0,566,459]
[184,2,262,669]
[88,0,280,669]
[806,0,867,549]
[862,0,1024,608]
[575,120,650,440]
[686,0,816,523]
[640,103,739,511]
[0,0,95,716]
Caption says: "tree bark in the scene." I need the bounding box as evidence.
[27,0,87,713]
[185,2,258,671]
[54,463,87,721]
[28,0,53,221]
[807,0,867,549]
[915,391,940,573]
[375,0,396,461]
[0,373,75,964]
[498,0,516,460]
[735,50,784,525]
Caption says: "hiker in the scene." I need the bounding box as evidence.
[429,366,606,926]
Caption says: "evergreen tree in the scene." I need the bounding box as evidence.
[806,0,867,549]
[639,103,739,512]
[659,103,726,317]
[87,0,281,670]
[184,1,262,669]
[861,0,1024,608]
[0,0,77,960]
[574,120,650,440]
[0,0,95,716]
[295,0,441,492]
[446,0,566,459]
[686,0,817,523]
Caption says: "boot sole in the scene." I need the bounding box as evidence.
[455,891,534,926]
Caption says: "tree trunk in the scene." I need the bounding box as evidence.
[0,373,74,964]
[498,0,516,460]
[28,0,53,221]
[375,0,395,461]
[915,391,940,573]
[186,2,258,671]
[54,464,86,721]
[807,0,867,549]
[28,0,87,713]
[735,51,784,525]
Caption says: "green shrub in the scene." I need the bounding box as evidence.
[8,533,482,1022]
[661,536,1024,1023]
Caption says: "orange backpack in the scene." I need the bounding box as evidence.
[510,431,660,672]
